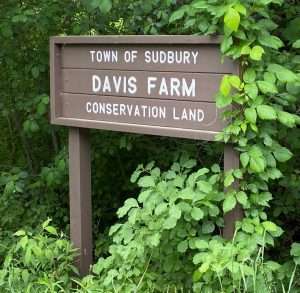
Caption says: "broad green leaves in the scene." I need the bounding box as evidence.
[257,81,278,94]
[256,105,277,120]
[169,9,185,23]
[293,39,300,48]
[244,108,257,124]
[91,0,112,14]
[224,8,240,32]
[243,68,256,83]
[223,190,237,213]
[250,46,265,61]
[268,64,299,83]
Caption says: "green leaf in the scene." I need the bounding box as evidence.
[241,45,251,55]
[130,170,142,183]
[224,169,234,187]
[243,68,256,83]
[138,176,155,188]
[242,222,254,233]
[195,239,209,249]
[14,230,26,236]
[215,92,232,108]
[193,269,202,282]
[191,207,204,221]
[24,248,32,265]
[277,111,296,127]
[258,34,284,49]
[257,105,277,120]
[240,152,250,168]
[31,66,39,79]
[149,233,161,247]
[46,172,54,187]
[117,198,139,218]
[92,0,112,14]
[177,240,188,253]
[233,169,243,179]
[250,46,265,61]
[42,219,51,229]
[29,120,39,132]
[45,226,57,235]
[293,39,300,49]
[234,3,246,15]
[264,72,276,84]
[197,181,212,193]
[223,191,237,213]
[250,155,265,173]
[169,9,185,23]
[1,25,12,38]
[268,64,299,83]
[37,103,46,115]
[236,191,247,206]
[220,75,231,96]
[273,146,292,162]
[169,205,182,220]
[291,243,300,257]
[22,269,29,284]
[262,221,277,232]
[155,203,168,215]
[244,107,257,124]
[109,223,122,236]
[229,75,241,89]
[163,217,177,229]
[221,36,233,53]
[244,83,258,99]
[4,181,14,195]
[224,8,240,32]
[257,81,278,94]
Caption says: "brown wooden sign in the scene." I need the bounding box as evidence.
[49,36,241,277]
[50,36,238,141]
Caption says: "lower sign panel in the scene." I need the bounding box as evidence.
[61,94,226,133]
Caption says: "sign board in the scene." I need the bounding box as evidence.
[49,35,241,277]
[50,36,238,141]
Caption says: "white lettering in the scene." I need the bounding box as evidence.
[145,51,151,63]
[128,76,137,94]
[86,102,92,113]
[192,51,198,64]
[90,51,95,62]
[92,75,101,92]
[148,77,157,94]
[170,78,180,96]
[182,78,195,97]
[112,76,122,93]
[159,78,168,96]
[103,76,111,93]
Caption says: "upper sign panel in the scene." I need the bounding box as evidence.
[50,36,238,141]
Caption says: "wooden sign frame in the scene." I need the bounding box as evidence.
[50,35,242,276]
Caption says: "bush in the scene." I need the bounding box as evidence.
[0,219,78,292]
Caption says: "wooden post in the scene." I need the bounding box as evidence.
[69,127,93,276]
[223,144,243,239]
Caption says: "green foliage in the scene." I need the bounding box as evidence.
[0,0,300,292]
[0,219,78,292]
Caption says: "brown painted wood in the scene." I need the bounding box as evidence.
[61,94,226,132]
[60,44,236,73]
[61,69,223,102]
[50,35,223,44]
[223,144,243,239]
[69,128,92,276]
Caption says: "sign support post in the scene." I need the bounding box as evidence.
[223,144,243,239]
[69,127,93,276]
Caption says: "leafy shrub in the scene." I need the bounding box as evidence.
[0,219,78,292]
[76,160,299,292]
